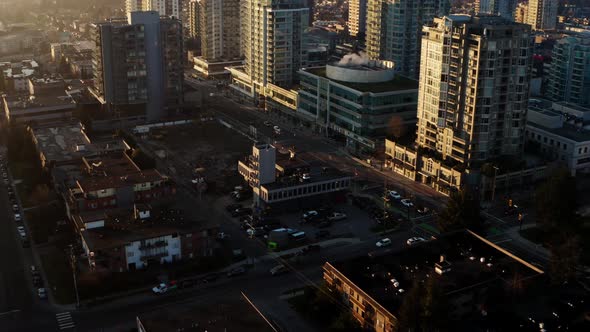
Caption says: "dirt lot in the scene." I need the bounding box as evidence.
[141,121,253,194]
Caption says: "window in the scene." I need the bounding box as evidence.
[127,251,134,257]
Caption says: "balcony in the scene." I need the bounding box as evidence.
[139,240,167,250]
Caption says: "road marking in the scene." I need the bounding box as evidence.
[55,312,75,330]
[0,309,20,317]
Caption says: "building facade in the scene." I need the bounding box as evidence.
[126,0,181,18]
[526,0,558,31]
[198,0,241,62]
[229,0,309,97]
[91,12,183,121]
[546,36,590,107]
[365,0,449,79]
[188,0,200,39]
[298,61,418,151]
[475,0,517,21]
[348,0,367,38]
[416,15,531,166]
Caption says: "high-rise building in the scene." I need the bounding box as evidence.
[348,0,367,38]
[547,36,590,107]
[514,2,528,23]
[197,0,241,61]
[365,0,449,79]
[188,0,200,39]
[231,0,308,94]
[91,11,183,121]
[125,0,181,18]
[475,0,517,21]
[526,0,558,30]
[416,15,531,164]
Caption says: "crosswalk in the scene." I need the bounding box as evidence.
[55,312,75,330]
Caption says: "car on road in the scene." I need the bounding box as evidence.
[388,191,401,200]
[376,238,392,247]
[301,173,311,181]
[273,126,281,135]
[12,204,19,212]
[17,226,25,234]
[37,288,47,299]
[406,237,426,246]
[14,213,22,222]
[270,264,288,276]
[400,199,414,207]
[264,121,272,127]
[417,206,430,214]
[152,281,177,294]
[226,267,247,277]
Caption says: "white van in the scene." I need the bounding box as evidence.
[290,231,306,241]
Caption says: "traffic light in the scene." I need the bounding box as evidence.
[508,199,513,207]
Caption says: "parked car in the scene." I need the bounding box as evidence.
[316,230,330,239]
[273,126,281,135]
[376,238,392,247]
[301,173,311,181]
[246,227,266,237]
[416,206,430,214]
[30,265,39,277]
[388,191,401,200]
[406,237,426,246]
[302,210,318,220]
[32,276,42,287]
[264,121,272,127]
[14,214,22,222]
[152,283,169,294]
[37,288,47,299]
[327,212,347,222]
[225,203,242,212]
[231,207,252,217]
[227,267,247,277]
[270,264,288,276]
[400,199,414,207]
[12,204,19,212]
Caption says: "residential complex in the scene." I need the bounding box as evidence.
[547,35,590,107]
[192,0,243,78]
[525,99,590,176]
[526,0,558,31]
[298,59,418,151]
[91,11,183,121]
[348,0,367,38]
[323,231,544,332]
[475,0,517,21]
[125,0,181,18]
[187,0,200,39]
[365,0,449,79]
[386,15,532,194]
[228,0,309,97]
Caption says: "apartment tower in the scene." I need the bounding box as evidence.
[475,0,517,21]
[416,15,532,165]
[125,0,181,18]
[241,0,309,89]
[92,11,183,121]
[348,0,367,38]
[547,36,590,107]
[365,0,449,79]
[526,0,558,30]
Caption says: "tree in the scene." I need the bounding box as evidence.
[549,235,581,284]
[329,311,363,331]
[437,189,482,232]
[535,168,577,232]
[398,276,449,332]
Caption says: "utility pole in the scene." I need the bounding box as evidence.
[69,245,80,307]
[491,166,499,202]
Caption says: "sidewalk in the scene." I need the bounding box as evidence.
[504,224,551,258]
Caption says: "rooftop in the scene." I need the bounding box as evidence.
[32,124,127,164]
[263,165,350,191]
[4,94,75,110]
[302,67,418,93]
[137,297,276,332]
[77,207,216,251]
[527,121,590,142]
[327,231,541,315]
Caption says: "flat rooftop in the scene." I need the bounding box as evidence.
[263,166,350,191]
[4,94,75,110]
[78,207,217,251]
[137,297,276,332]
[327,231,542,315]
[527,121,590,142]
[302,67,418,93]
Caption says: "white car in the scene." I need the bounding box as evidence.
[301,173,311,181]
[17,226,25,232]
[152,283,168,294]
[388,191,401,200]
[376,238,392,247]
[327,212,347,222]
[406,237,426,246]
[400,199,414,207]
[37,288,47,299]
[273,126,281,134]
[14,214,22,222]
[390,278,400,288]
[302,210,318,219]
